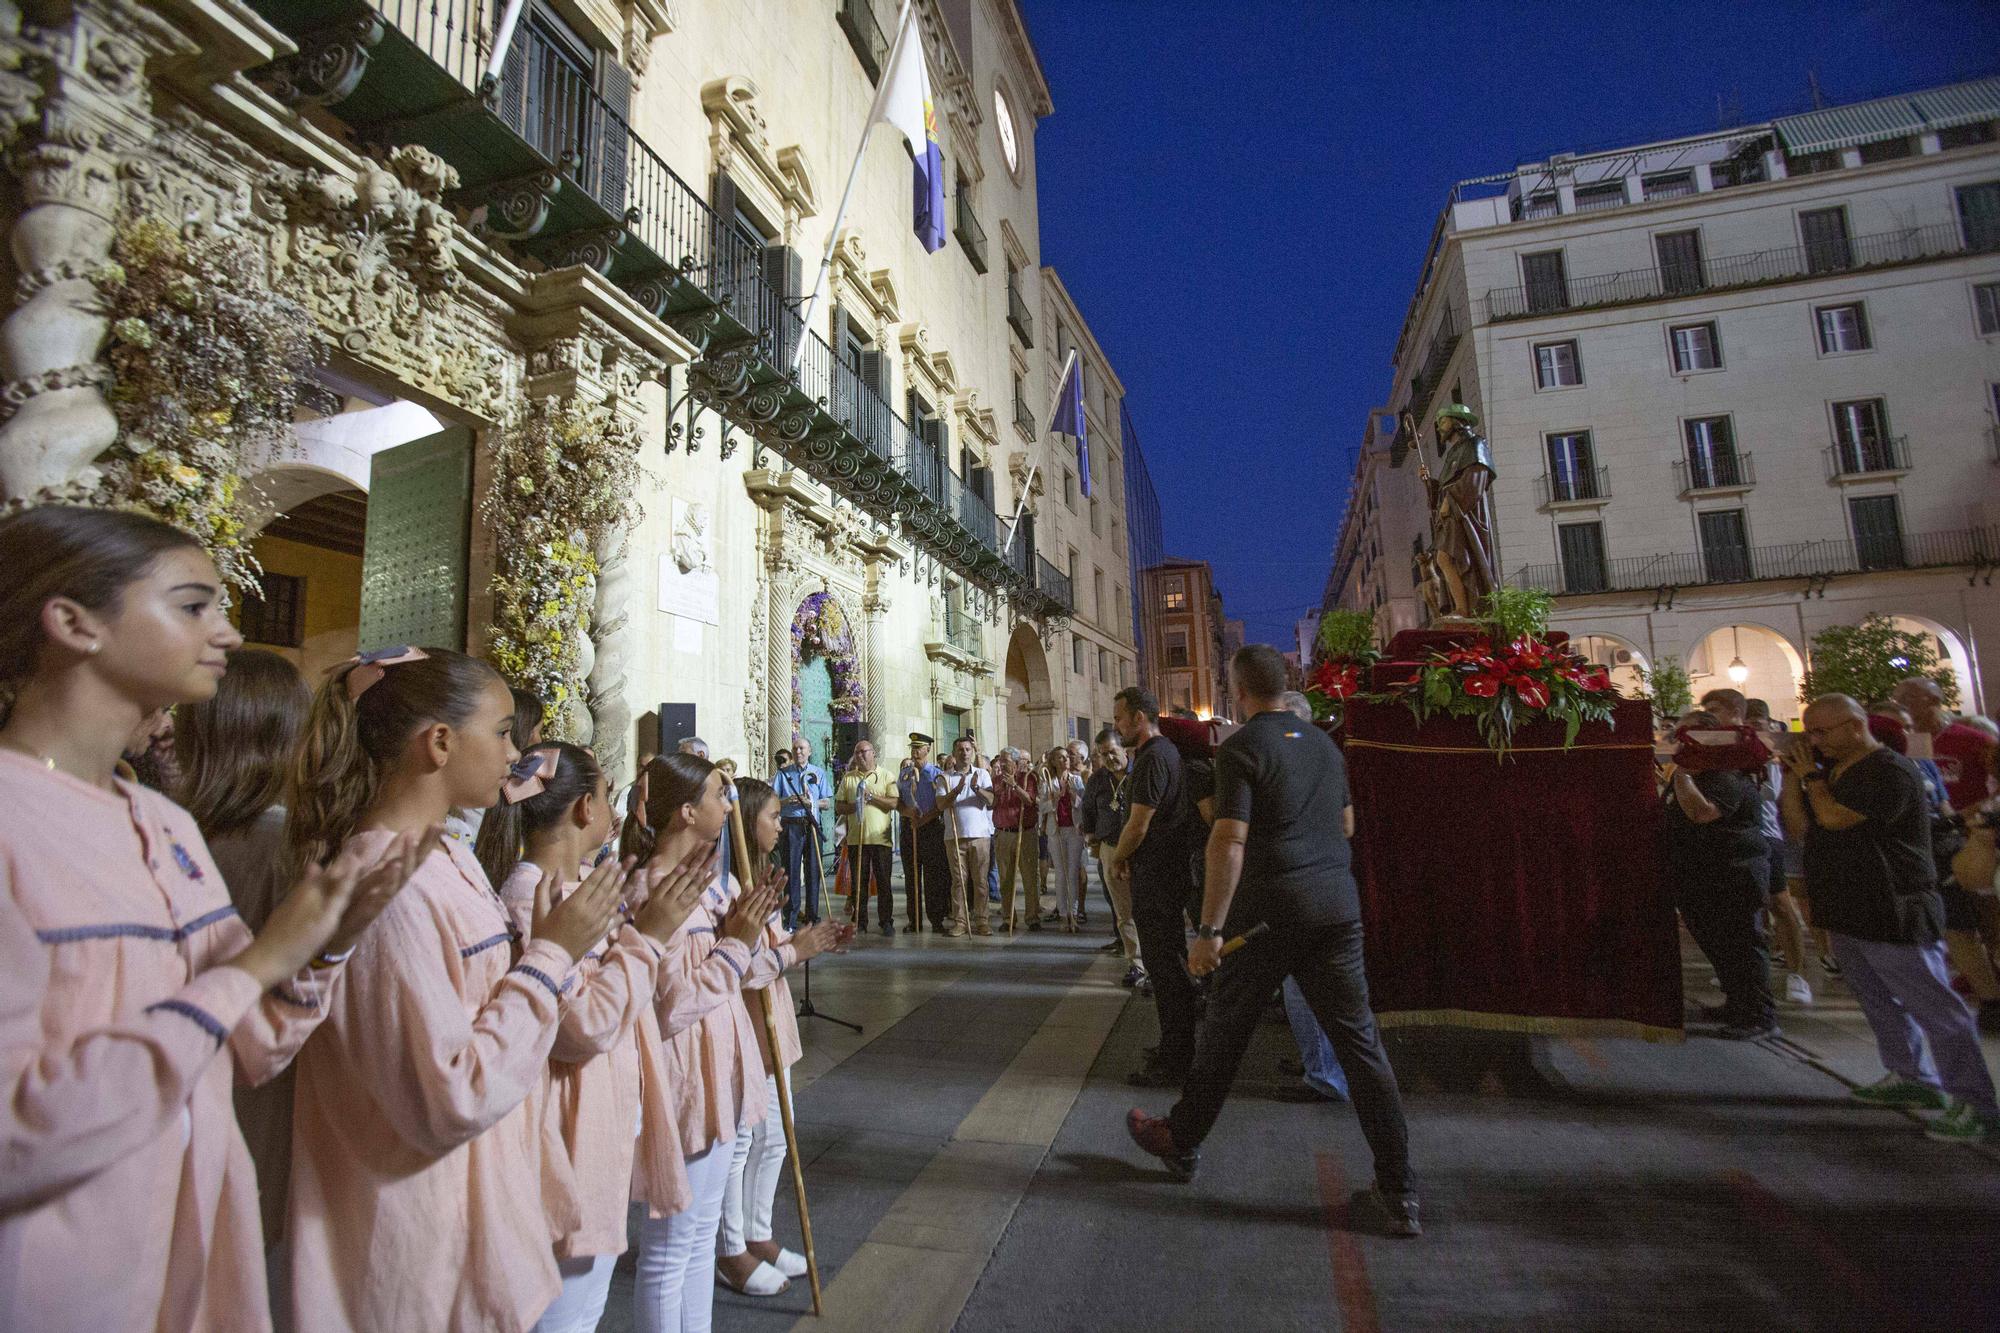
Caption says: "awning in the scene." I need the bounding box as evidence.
[1774,97,1925,155]
[1909,77,2000,134]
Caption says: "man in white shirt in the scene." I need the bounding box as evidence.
[936,735,996,937]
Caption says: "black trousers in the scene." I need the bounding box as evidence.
[913,821,952,928]
[1677,861,1774,1027]
[898,817,920,927]
[1168,920,1413,1195]
[1132,868,1200,1067]
[847,843,894,927]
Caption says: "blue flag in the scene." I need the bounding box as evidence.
[878,9,946,253]
[1050,354,1091,497]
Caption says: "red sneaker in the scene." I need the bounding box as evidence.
[1125,1108,1199,1181]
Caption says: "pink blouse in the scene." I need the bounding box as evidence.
[746,916,803,1075]
[0,751,339,1333]
[499,862,691,1256]
[287,833,575,1333]
[653,870,775,1158]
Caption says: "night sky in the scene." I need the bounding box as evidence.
[1016,0,2000,648]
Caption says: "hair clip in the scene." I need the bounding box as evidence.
[344,646,429,700]
[501,749,559,804]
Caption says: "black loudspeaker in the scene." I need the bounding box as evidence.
[658,703,697,754]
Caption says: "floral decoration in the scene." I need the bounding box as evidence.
[481,395,643,736]
[1407,633,1616,754]
[790,591,865,748]
[1305,608,1382,723]
[89,218,321,591]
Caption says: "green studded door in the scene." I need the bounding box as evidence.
[358,425,474,651]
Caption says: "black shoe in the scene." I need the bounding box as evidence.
[1276,1055,1305,1077]
[879,923,894,938]
[1126,1109,1199,1181]
[1027,920,1043,932]
[1126,1059,1189,1089]
[1351,1187,1421,1238]
[1270,1082,1341,1104]
[1716,1019,1780,1041]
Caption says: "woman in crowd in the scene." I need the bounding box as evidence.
[479,740,712,1332]
[993,750,1041,932]
[0,506,426,1333]
[619,752,787,1333]
[717,778,845,1298]
[283,647,636,1332]
[1041,746,1088,932]
[174,646,315,1256]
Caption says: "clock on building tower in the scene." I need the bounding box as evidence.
[994,86,1019,176]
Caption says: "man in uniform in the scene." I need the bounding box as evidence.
[1127,644,1419,1236]
[898,732,950,933]
[775,735,831,929]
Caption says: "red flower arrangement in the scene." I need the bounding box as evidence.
[1305,609,1382,724]
[1410,634,1617,754]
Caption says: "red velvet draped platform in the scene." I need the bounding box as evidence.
[1341,695,1683,1041]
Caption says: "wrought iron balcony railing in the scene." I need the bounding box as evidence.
[836,0,890,83]
[954,181,988,274]
[1408,306,1462,409]
[1013,393,1034,438]
[1826,435,1911,480]
[1007,281,1035,347]
[1485,222,1977,321]
[1509,524,1998,596]
[1535,464,1608,508]
[1675,451,1755,495]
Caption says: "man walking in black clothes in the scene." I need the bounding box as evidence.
[1127,644,1420,1237]
[1104,686,1200,1087]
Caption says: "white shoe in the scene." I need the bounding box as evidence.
[1784,973,1813,1006]
[773,1247,809,1279]
[717,1260,790,1297]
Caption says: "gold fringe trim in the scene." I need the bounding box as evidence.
[1345,739,1657,756]
[1376,1007,1684,1043]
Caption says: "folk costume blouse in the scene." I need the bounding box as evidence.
[0,751,342,1333]
[497,862,692,1258]
[286,832,577,1333]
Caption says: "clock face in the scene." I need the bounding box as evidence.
[994,87,1019,175]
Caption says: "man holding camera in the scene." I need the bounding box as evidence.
[1782,694,1998,1142]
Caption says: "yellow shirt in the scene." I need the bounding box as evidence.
[836,766,898,846]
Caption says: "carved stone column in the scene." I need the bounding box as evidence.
[862,565,889,745]
[586,520,633,778]
[766,562,794,767]
[0,10,174,500]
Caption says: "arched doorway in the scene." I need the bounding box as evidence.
[1689,624,1806,723]
[788,591,864,763]
[1570,632,1650,699]
[1005,623,1055,756]
[1889,614,1978,708]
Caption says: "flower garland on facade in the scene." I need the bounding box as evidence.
[790,590,865,748]
[481,395,642,736]
[88,218,320,591]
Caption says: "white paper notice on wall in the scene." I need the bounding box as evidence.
[657,554,720,625]
[673,616,703,655]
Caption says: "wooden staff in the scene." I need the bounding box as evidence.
[726,786,823,1316]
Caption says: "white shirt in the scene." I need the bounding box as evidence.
[935,765,995,839]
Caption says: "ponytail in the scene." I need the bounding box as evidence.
[473,741,601,888]
[286,646,502,873]
[617,750,715,865]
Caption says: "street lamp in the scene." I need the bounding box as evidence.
[1726,626,1749,686]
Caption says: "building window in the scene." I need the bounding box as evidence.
[1573,180,1626,213]
[1642,170,1696,200]
[1162,577,1187,610]
[1799,206,1852,273]
[1849,495,1906,570]
[1857,137,1912,164]
[1557,521,1608,594]
[1789,149,1842,176]
[1655,229,1706,295]
[1975,282,2000,336]
[1668,321,1722,373]
[1831,399,1895,473]
[1165,627,1190,668]
[1097,647,1108,683]
[1093,567,1105,619]
[1522,250,1569,313]
[1090,497,1101,536]
[1544,431,1597,501]
[1072,635,1085,675]
[1941,122,1998,151]
[1063,468,1077,509]
[238,572,304,648]
[1697,509,1751,583]
[1959,181,2000,252]
[1684,416,1742,488]
[1814,303,1872,354]
[1533,340,1582,389]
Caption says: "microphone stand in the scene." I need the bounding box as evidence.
[798,814,862,1033]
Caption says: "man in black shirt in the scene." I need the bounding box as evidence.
[1082,728,1144,985]
[1127,646,1418,1236]
[1782,694,1998,1142]
[1104,687,1199,1086]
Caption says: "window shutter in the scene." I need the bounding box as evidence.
[710,172,740,306]
[594,58,631,218]
[761,243,801,363]
[497,37,526,137]
[933,414,951,505]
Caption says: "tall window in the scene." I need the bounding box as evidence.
[1544,431,1596,501]
[1697,509,1751,583]
[1976,282,2000,336]
[1815,303,1871,354]
[1557,522,1608,594]
[1162,576,1187,610]
[1165,627,1190,667]
[1800,206,1852,273]
[238,572,304,647]
[1668,321,1722,373]
[1063,468,1077,510]
[1522,250,1569,313]
[1684,416,1742,488]
[1831,399,1893,473]
[1655,229,1706,295]
[1849,495,1906,570]
[1097,648,1108,683]
[1072,635,1084,675]
[1533,340,1582,389]
[1093,567,1105,620]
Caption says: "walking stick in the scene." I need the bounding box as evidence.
[725,788,824,1316]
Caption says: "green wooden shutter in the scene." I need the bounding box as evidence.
[359,426,474,650]
[594,58,632,217]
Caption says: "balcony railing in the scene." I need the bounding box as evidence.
[1826,435,1911,480]
[1675,451,1756,495]
[1408,307,1462,409]
[836,0,890,83]
[1485,222,1977,321]
[944,602,982,656]
[1509,524,1999,596]
[1013,392,1034,437]
[954,182,988,274]
[1007,281,1035,347]
[1535,465,1609,508]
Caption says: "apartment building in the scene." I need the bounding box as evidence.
[1142,558,1231,718]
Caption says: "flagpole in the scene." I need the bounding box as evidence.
[790,0,917,375]
[1000,349,1078,559]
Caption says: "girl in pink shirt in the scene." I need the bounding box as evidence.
[0,506,428,1333]
[477,741,709,1333]
[618,752,795,1333]
[282,648,635,1333]
[717,779,849,1298]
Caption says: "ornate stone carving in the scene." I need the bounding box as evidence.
[543,225,624,275]
[588,521,635,781]
[479,169,563,241]
[262,15,384,108]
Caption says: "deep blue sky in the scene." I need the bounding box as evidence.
[1017,0,2000,647]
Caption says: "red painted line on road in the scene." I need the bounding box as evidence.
[1563,1036,1609,1072]
[1315,1152,1382,1333]
[1720,1169,1895,1324]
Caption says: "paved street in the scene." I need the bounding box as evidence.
[603,905,2000,1333]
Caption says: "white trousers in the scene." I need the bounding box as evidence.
[634,1134,737,1333]
[1048,825,1086,918]
[533,1254,617,1333]
[720,1072,791,1255]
